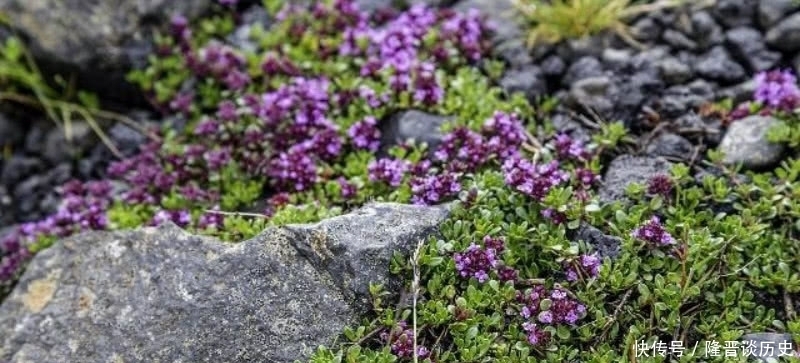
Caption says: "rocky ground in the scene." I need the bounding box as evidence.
[1,0,800,362]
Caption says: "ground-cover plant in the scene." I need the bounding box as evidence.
[510,0,693,47]
[1,1,800,362]
[0,0,526,293]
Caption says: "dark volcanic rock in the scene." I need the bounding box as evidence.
[569,223,622,259]
[562,56,604,86]
[541,55,567,77]
[659,80,717,118]
[599,154,672,203]
[765,13,800,52]
[719,115,785,169]
[725,27,781,72]
[688,11,725,50]
[0,0,215,105]
[693,46,747,84]
[658,57,693,85]
[1,157,43,187]
[711,0,756,28]
[0,114,24,149]
[646,133,694,161]
[758,0,799,29]
[631,17,663,42]
[42,121,96,165]
[380,110,450,152]
[0,203,450,363]
[662,29,698,51]
[500,65,548,103]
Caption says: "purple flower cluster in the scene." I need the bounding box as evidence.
[552,133,590,161]
[753,69,800,112]
[453,236,507,283]
[410,171,461,205]
[337,1,488,106]
[347,116,381,152]
[0,180,114,282]
[518,285,587,346]
[439,8,486,62]
[502,157,570,201]
[522,321,550,346]
[368,158,409,187]
[632,216,675,246]
[380,321,430,359]
[151,209,193,228]
[564,254,602,282]
[482,111,528,158]
[646,174,673,197]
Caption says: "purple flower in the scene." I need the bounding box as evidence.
[754,69,800,111]
[482,111,527,158]
[348,117,381,152]
[552,133,589,161]
[564,253,602,282]
[367,158,409,187]
[338,177,357,199]
[522,322,550,346]
[453,239,502,283]
[380,321,430,359]
[502,156,569,201]
[646,174,673,197]
[269,148,318,192]
[410,172,461,205]
[632,216,676,246]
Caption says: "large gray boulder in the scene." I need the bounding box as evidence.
[0,203,450,363]
[0,0,214,104]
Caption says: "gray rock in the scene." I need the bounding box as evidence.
[740,333,796,362]
[725,27,781,72]
[689,11,726,49]
[540,55,567,77]
[631,45,671,69]
[500,65,547,103]
[662,29,698,51]
[659,80,717,117]
[601,48,632,71]
[658,57,693,85]
[550,113,592,143]
[0,0,214,104]
[631,17,663,42]
[380,110,450,151]
[1,157,43,187]
[567,76,616,116]
[0,203,450,363]
[646,133,694,161]
[0,186,11,227]
[569,223,622,259]
[556,36,613,60]
[718,79,756,105]
[494,39,533,69]
[562,56,604,86]
[758,0,799,29]
[599,154,673,202]
[0,114,24,148]
[711,0,756,28]
[765,13,800,52]
[43,121,96,165]
[719,115,785,169]
[693,46,747,84]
